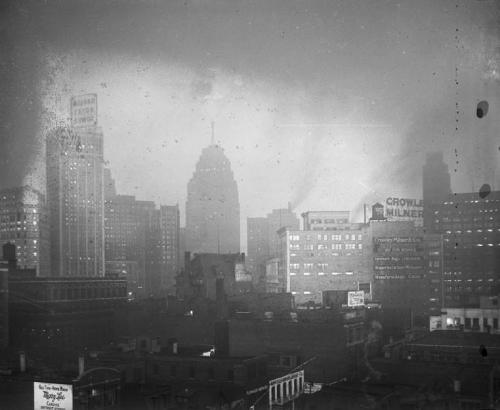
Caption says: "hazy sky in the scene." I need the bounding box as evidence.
[1,0,499,250]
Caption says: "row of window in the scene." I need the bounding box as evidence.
[290,243,362,250]
[290,234,362,241]
[447,316,499,329]
[290,271,355,276]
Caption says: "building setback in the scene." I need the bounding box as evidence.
[0,186,49,276]
[46,124,105,277]
[185,142,240,255]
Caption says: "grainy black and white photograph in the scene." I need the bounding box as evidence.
[0,0,499,408]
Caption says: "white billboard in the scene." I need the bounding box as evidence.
[348,290,365,307]
[71,94,97,128]
[34,382,73,410]
[269,370,304,407]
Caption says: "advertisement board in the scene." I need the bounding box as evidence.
[384,197,423,226]
[347,290,365,307]
[71,94,97,128]
[34,382,73,410]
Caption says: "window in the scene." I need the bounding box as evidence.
[357,234,362,241]
[304,244,313,250]
[331,234,341,241]
[289,263,300,270]
[345,244,355,250]
[465,318,471,329]
[290,244,300,250]
[289,234,300,241]
[359,283,371,294]
[494,318,498,329]
[304,262,313,270]
[472,318,479,329]
[358,244,362,250]
[332,244,342,250]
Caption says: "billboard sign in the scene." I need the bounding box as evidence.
[71,94,97,128]
[384,197,423,226]
[34,382,73,410]
[269,370,304,407]
[348,290,365,307]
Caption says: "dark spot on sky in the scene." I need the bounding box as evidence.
[479,183,491,199]
[476,100,488,118]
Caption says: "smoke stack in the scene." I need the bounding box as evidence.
[19,351,26,372]
[78,355,85,377]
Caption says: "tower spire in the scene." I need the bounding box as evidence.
[211,121,215,145]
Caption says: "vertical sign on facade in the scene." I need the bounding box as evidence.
[34,382,73,410]
[71,94,97,128]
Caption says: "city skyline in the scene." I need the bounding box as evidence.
[1,0,499,255]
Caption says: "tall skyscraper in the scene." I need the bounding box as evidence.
[0,186,49,276]
[423,152,452,230]
[185,138,240,254]
[46,94,104,277]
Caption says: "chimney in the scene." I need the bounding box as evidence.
[78,355,85,377]
[19,351,26,372]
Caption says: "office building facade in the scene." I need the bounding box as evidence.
[46,99,105,277]
[277,212,371,306]
[0,186,49,276]
[427,191,500,307]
